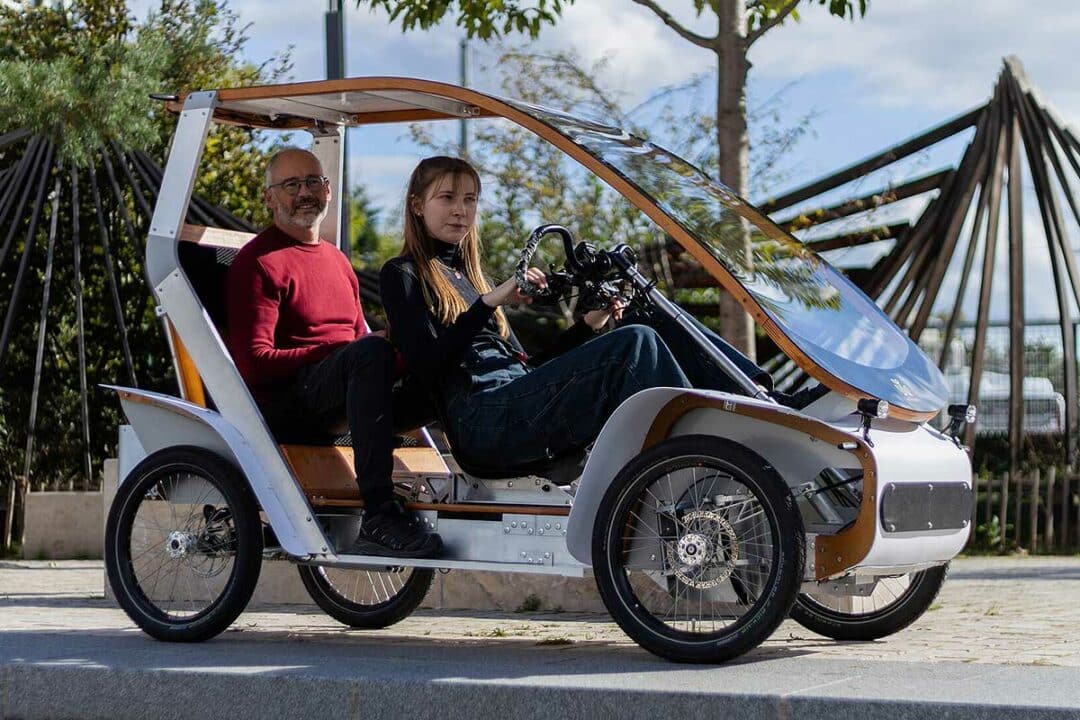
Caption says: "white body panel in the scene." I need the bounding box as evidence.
[106,386,330,559]
[834,416,972,568]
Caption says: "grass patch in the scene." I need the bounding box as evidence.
[535,637,574,646]
[514,593,543,613]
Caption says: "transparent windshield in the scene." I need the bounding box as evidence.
[506,99,949,415]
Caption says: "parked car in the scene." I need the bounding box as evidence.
[943,368,1065,435]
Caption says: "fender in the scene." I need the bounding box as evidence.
[565,387,873,574]
[105,385,332,559]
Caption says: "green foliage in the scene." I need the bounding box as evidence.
[0,0,290,502]
[356,0,573,40]
[0,0,292,215]
[746,0,868,36]
[514,593,543,612]
[350,185,386,260]
[0,1,132,62]
[0,6,165,166]
[361,1,868,45]
[968,514,1008,554]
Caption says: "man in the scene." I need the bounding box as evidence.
[227,147,441,558]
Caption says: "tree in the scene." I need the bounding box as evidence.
[0,1,290,550]
[356,0,867,357]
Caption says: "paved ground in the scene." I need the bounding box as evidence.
[3,556,1079,666]
[2,556,1079,718]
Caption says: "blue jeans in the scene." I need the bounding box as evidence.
[444,313,764,470]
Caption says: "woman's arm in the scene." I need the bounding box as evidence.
[379,259,496,378]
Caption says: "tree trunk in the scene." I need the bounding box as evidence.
[715,0,754,358]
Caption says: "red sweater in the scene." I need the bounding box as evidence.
[226,224,368,402]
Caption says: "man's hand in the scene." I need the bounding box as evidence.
[369,330,387,338]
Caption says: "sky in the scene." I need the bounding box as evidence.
[129,0,1080,322]
[123,0,1080,207]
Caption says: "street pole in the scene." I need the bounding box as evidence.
[459,39,468,157]
[325,0,350,259]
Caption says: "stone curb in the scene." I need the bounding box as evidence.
[3,663,1079,720]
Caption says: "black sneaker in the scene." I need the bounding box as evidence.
[349,500,442,558]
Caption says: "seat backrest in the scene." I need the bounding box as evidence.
[173,224,255,407]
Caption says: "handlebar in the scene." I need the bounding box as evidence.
[515,224,576,296]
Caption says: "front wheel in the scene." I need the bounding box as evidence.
[105,446,263,642]
[592,435,804,663]
[791,564,948,641]
[298,564,434,628]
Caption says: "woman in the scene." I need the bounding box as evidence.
[379,156,821,472]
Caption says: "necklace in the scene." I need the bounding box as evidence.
[436,258,463,280]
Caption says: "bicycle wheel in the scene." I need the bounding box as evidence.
[105,446,263,642]
[791,564,948,640]
[298,564,434,628]
[592,435,804,663]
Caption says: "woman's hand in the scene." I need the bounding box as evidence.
[483,267,548,308]
[584,296,627,330]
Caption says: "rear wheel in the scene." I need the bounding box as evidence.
[592,435,804,663]
[299,565,434,628]
[105,446,263,642]
[791,564,948,640]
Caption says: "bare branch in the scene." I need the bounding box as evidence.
[746,0,799,47]
[630,0,716,49]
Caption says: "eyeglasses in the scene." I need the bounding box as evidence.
[266,175,329,195]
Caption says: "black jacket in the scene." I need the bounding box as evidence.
[378,244,594,402]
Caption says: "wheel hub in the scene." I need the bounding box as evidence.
[166,530,194,559]
[669,509,740,589]
[676,533,712,567]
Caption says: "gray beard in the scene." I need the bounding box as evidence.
[285,201,327,230]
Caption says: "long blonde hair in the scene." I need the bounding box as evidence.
[400,156,509,338]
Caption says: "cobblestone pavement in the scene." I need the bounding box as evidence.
[2,556,1078,667]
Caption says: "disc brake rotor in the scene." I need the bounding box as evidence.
[666,509,739,589]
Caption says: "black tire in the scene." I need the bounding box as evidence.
[298,564,434,628]
[592,435,804,663]
[105,446,263,642]
[791,563,948,641]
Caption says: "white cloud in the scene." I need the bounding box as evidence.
[751,0,1080,123]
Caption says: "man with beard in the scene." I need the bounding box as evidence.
[227,148,441,558]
